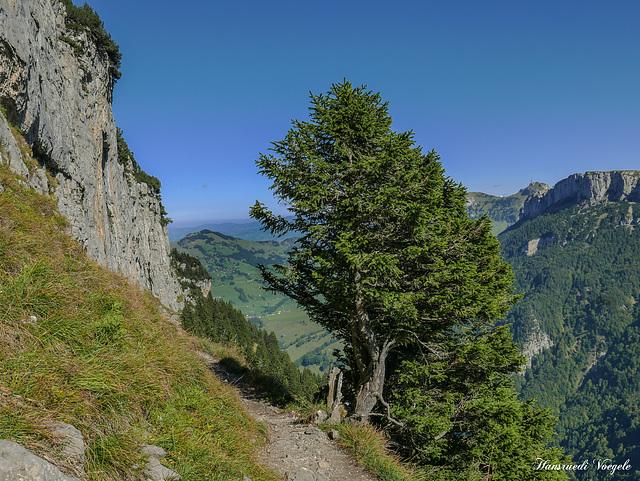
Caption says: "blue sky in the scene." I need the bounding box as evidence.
[84,0,640,226]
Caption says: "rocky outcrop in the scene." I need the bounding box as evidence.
[0,440,80,481]
[519,319,554,369]
[0,435,181,481]
[141,445,181,481]
[0,0,182,310]
[522,171,640,220]
[520,235,559,256]
[519,181,550,198]
[46,422,85,478]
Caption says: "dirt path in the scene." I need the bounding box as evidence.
[198,352,377,481]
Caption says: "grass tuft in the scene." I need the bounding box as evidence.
[332,422,425,481]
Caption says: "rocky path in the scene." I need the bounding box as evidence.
[198,352,377,481]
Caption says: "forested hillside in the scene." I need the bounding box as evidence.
[500,201,640,479]
[172,249,323,403]
[466,182,549,235]
[172,230,339,372]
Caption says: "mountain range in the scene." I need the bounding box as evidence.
[2,0,639,478]
[173,171,640,479]
[490,170,640,478]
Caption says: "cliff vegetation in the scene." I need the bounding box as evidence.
[116,128,171,226]
[59,0,122,80]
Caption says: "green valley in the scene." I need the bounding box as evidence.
[171,230,339,372]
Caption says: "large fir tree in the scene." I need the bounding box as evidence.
[251,81,566,478]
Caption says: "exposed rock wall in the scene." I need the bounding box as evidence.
[519,319,554,370]
[523,170,640,220]
[520,235,558,257]
[0,0,182,310]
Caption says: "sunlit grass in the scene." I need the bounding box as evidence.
[330,422,426,481]
[0,165,278,480]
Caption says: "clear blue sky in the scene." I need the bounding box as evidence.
[84,0,640,226]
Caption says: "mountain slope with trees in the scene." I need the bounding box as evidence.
[172,248,323,403]
[172,230,339,372]
[499,198,640,479]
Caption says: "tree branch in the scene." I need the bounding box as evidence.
[376,392,404,427]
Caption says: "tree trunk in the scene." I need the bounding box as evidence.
[352,343,389,421]
[350,271,396,422]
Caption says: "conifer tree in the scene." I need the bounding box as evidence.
[251,80,516,420]
[251,81,567,478]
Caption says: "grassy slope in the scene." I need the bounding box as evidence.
[0,165,278,480]
[172,231,340,372]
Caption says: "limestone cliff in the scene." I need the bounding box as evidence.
[0,0,182,310]
[519,318,554,370]
[522,170,640,220]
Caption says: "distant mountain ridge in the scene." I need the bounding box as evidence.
[169,219,299,242]
[522,170,640,220]
[466,170,640,234]
[466,182,550,234]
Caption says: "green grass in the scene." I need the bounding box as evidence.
[0,165,278,480]
[328,422,425,481]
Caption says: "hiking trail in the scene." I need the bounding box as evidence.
[198,352,377,481]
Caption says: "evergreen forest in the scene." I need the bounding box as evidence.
[500,201,640,479]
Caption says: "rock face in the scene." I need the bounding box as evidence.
[142,445,181,481]
[522,171,640,220]
[520,235,558,257]
[0,0,182,309]
[519,319,554,369]
[0,440,80,481]
[46,421,85,478]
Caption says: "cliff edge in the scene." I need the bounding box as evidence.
[522,170,640,220]
[0,0,181,309]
